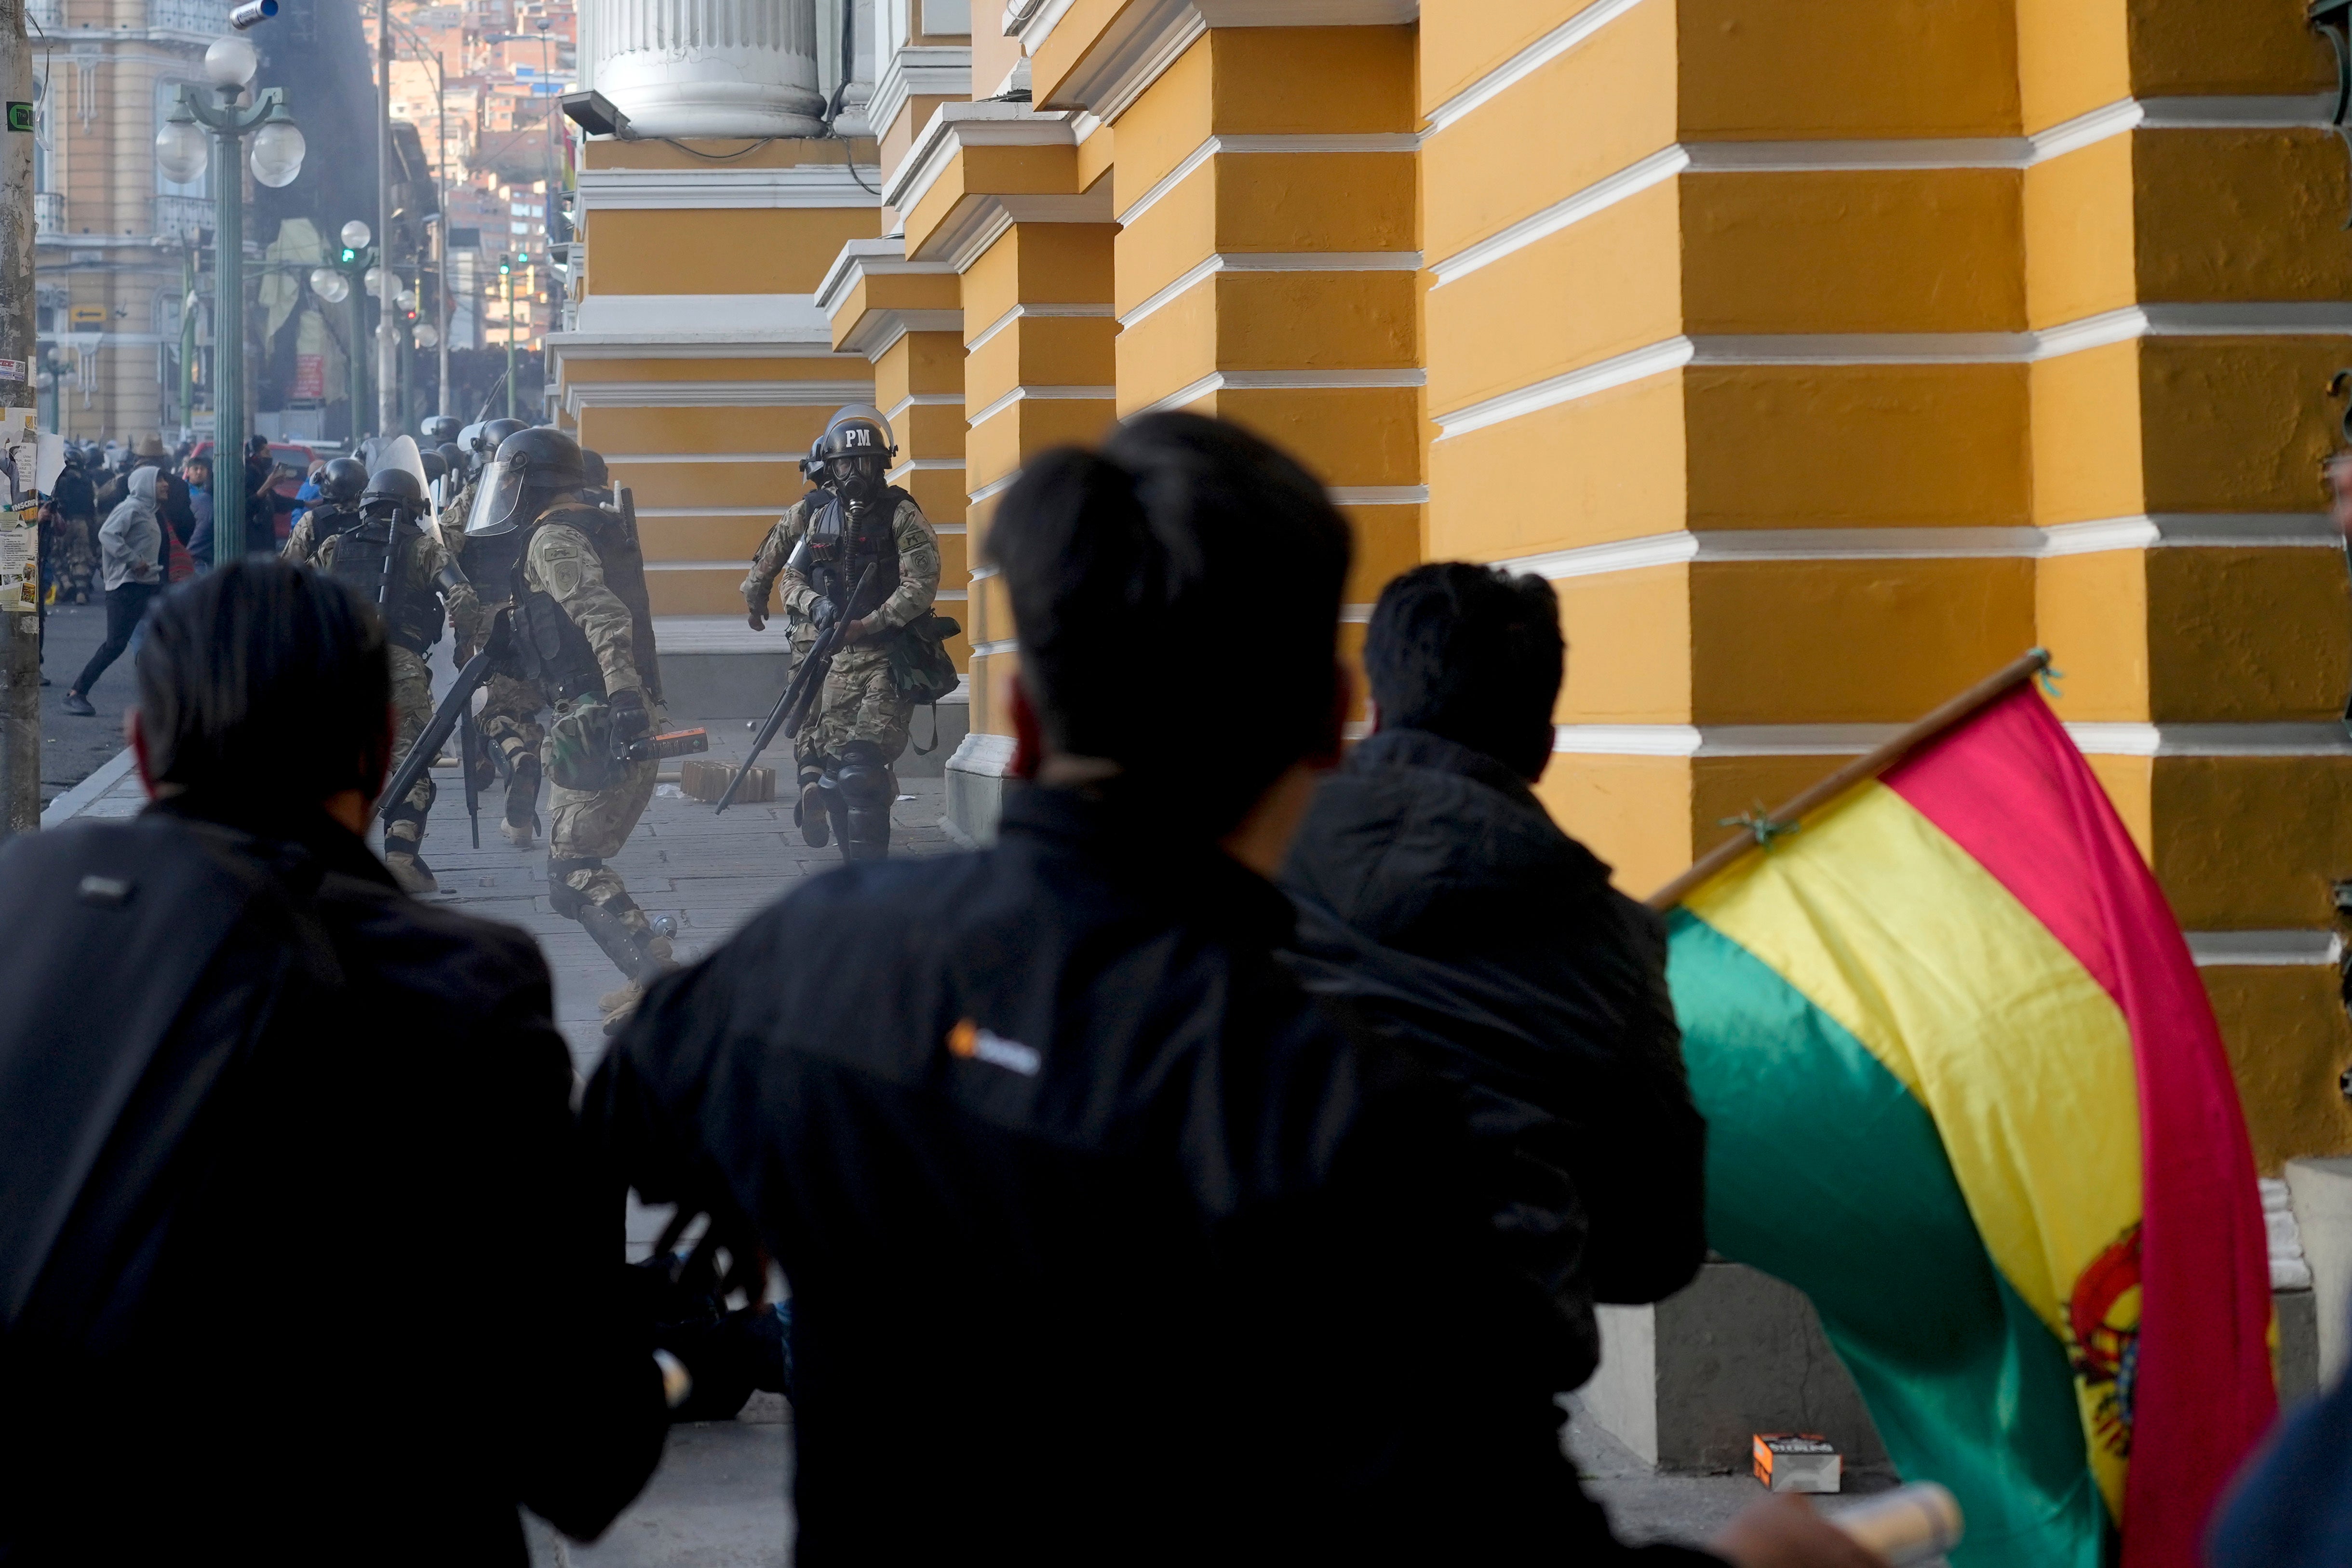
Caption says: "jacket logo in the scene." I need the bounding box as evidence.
[946,1018,1040,1076]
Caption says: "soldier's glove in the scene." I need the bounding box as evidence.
[808,598,839,631]
[746,603,766,631]
[609,687,652,745]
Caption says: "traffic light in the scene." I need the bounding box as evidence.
[497,255,511,276]
[339,246,356,264]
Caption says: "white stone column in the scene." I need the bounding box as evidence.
[588,0,827,139]
[833,0,877,138]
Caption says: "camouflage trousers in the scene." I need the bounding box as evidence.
[481,670,547,826]
[546,745,661,945]
[794,648,914,772]
[60,516,96,598]
[382,646,437,859]
[481,671,546,768]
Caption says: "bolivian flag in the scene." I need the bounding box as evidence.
[1664,674,2275,1568]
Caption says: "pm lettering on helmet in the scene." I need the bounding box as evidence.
[844,426,872,448]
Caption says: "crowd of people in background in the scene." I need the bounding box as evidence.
[36,431,319,705]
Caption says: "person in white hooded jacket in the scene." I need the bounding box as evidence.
[62,466,171,718]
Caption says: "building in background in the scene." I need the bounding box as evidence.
[30,0,236,443]
[376,0,575,420]
[554,0,2352,1255]
[33,0,383,446]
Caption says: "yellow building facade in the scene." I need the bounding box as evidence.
[561,0,2352,1172]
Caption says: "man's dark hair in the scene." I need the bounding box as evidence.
[988,412,1352,835]
[1363,563,1564,780]
[135,560,392,808]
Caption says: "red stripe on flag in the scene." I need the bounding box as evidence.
[1883,684,2275,1568]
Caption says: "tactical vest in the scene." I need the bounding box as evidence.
[507,512,613,705]
[322,515,444,656]
[464,523,530,607]
[801,486,909,623]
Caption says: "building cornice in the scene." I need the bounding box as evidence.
[884,99,1079,218]
[818,237,966,357]
[869,43,972,160]
[1549,721,2352,760]
[549,292,869,365]
[1487,516,2341,583]
[1031,0,1414,120]
[577,162,883,214]
[563,377,878,416]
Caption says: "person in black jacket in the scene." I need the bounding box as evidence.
[585,415,1873,1568]
[1281,562,1708,1339]
[0,562,672,1565]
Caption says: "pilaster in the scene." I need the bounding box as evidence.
[889,100,1117,841]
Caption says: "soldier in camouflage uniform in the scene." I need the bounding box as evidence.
[744,408,941,859]
[285,465,481,895]
[467,425,671,1028]
[445,418,543,847]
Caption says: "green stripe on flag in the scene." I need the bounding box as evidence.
[1667,911,2109,1568]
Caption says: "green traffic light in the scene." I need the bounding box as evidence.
[339,247,355,263]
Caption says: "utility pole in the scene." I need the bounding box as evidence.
[501,254,516,419]
[434,50,449,417]
[375,0,395,441]
[1,0,37,837]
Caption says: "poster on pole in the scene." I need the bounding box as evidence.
[0,410,37,614]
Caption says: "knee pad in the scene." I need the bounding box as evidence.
[837,741,889,807]
[547,856,603,917]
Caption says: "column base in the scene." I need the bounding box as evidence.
[941,731,1015,847]
[1582,1261,1892,1476]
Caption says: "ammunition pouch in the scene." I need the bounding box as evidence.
[548,698,624,793]
[887,612,962,706]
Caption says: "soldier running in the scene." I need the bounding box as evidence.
[742,407,942,859]
[466,424,672,1027]
[283,464,481,894]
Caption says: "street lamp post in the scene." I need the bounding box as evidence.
[158,33,305,566]
[500,252,517,419]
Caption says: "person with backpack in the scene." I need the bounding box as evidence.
[0,562,675,1562]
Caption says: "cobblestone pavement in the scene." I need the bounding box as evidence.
[57,732,1841,1567]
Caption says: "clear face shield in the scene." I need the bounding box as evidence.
[465,456,533,538]
[380,435,439,543]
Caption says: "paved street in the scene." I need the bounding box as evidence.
[55,724,1839,1565]
[29,598,141,812]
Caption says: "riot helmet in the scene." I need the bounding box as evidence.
[457,422,483,463]
[361,466,427,521]
[435,442,464,472]
[419,414,460,445]
[421,450,447,485]
[812,409,896,506]
[477,418,525,455]
[466,425,586,538]
[580,448,609,488]
[319,456,368,504]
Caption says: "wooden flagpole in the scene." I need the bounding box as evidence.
[1644,647,2054,913]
